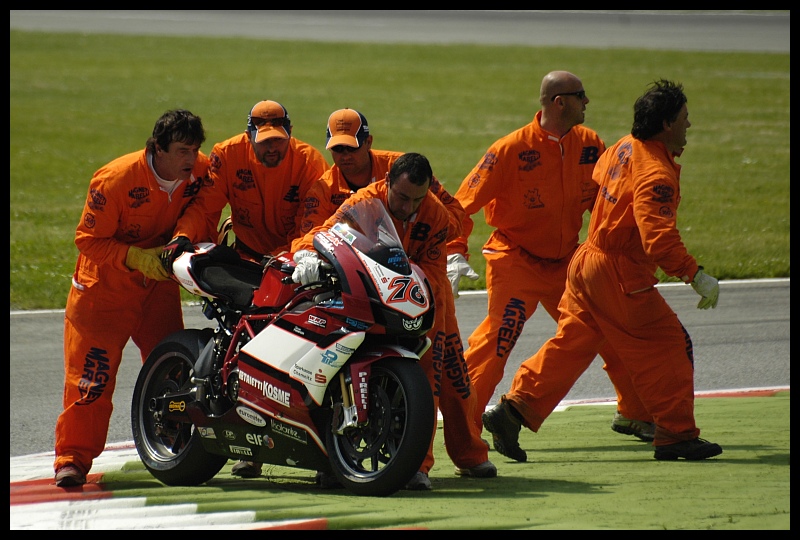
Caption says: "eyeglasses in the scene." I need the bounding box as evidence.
[551,90,586,102]
[330,145,360,154]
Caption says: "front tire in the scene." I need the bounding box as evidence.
[131,330,227,486]
[325,357,435,496]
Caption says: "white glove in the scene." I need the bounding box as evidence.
[447,253,479,299]
[292,250,321,285]
[690,268,719,309]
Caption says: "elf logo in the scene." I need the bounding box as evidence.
[246,433,275,449]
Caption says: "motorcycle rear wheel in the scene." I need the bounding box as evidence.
[325,357,435,496]
[131,330,227,486]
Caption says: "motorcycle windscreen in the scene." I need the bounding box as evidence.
[329,199,411,276]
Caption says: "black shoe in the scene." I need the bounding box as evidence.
[482,401,527,462]
[315,470,343,489]
[404,471,432,490]
[654,438,723,461]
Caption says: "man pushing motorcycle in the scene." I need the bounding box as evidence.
[292,151,496,491]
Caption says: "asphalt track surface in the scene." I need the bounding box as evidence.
[9,279,791,458]
[9,10,790,53]
[10,10,790,529]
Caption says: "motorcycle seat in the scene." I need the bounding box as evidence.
[192,245,263,308]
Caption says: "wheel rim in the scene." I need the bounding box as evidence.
[137,351,196,462]
[329,366,408,479]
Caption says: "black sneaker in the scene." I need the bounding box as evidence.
[482,401,527,462]
[654,438,723,461]
[404,471,432,490]
[315,470,343,489]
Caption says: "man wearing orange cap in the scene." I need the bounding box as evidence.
[163,100,330,267]
[160,100,330,479]
[293,109,495,491]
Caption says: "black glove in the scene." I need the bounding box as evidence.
[160,236,194,274]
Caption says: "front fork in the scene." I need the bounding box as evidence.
[329,338,430,434]
[331,370,360,434]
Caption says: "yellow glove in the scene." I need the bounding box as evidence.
[125,246,170,281]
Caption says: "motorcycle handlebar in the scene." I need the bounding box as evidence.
[281,260,336,286]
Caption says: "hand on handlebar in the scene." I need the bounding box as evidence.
[292,250,322,285]
[160,236,195,275]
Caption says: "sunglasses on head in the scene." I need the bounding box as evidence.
[330,145,360,154]
[252,117,288,128]
[551,90,586,101]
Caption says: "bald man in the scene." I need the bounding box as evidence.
[447,71,654,455]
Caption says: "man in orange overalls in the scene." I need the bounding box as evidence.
[483,79,723,462]
[55,110,212,487]
[164,100,330,265]
[448,71,653,448]
[159,101,330,479]
[294,150,494,491]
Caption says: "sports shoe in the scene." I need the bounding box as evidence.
[455,460,497,478]
[315,470,343,489]
[404,471,432,491]
[55,464,86,487]
[611,411,655,442]
[654,438,723,461]
[482,401,527,462]
[231,460,262,478]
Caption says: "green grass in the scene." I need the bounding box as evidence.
[10,31,790,309]
[99,393,789,529]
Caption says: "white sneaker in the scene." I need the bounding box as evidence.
[454,460,497,478]
[611,411,655,442]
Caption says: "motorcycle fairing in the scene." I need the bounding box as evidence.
[240,319,367,406]
[315,228,432,337]
[195,399,332,469]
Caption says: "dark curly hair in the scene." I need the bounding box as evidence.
[145,109,206,154]
[631,79,687,141]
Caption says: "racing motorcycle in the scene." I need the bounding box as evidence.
[131,198,436,497]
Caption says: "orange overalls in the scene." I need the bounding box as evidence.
[450,111,650,430]
[295,179,489,473]
[292,149,462,253]
[55,150,211,476]
[504,135,703,445]
[173,132,330,258]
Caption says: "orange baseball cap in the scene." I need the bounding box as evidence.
[247,100,291,143]
[325,108,369,149]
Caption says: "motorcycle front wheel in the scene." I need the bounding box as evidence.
[131,329,227,486]
[325,357,435,497]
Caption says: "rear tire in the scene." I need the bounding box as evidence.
[325,357,434,496]
[131,330,227,486]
